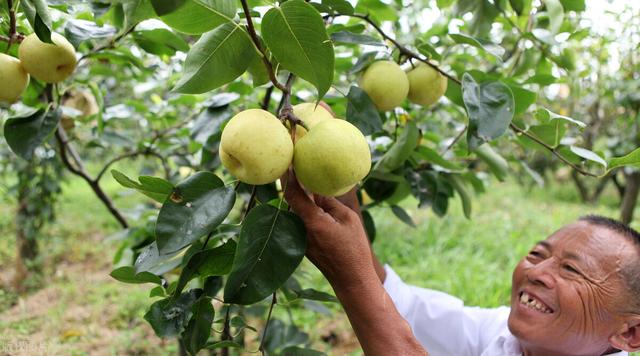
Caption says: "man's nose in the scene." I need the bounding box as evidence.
[526,258,557,289]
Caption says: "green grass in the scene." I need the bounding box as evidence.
[0,171,631,354]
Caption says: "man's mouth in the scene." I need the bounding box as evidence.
[519,291,553,314]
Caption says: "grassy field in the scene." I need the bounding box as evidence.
[0,167,631,355]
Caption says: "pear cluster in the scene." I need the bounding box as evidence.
[0,33,77,104]
[359,60,448,111]
[219,104,371,197]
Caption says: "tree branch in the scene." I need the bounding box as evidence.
[345,13,461,85]
[441,125,468,155]
[509,123,599,177]
[55,127,130,228]
[258,293,277,354]
[77,26,137,64]
[239,0,289,93]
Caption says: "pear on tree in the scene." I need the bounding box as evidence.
[18,33,77,83]
[0,53,29,104]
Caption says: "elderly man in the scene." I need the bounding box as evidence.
[283,171,640,356]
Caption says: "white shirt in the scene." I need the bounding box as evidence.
[382,265,627,356]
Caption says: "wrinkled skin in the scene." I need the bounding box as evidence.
[509,221,640,355]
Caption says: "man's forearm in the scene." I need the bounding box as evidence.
[330,272,428,356]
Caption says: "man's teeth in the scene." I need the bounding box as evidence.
[519,292,552,313]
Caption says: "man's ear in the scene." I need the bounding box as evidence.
[610,318,640,352]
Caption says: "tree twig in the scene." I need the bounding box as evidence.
[239,0,289,93]
[441,125,468,155]
[55,128,130,228]
[342,13,461,85]
[258,293,277,355]
[509,123,599,177]
[77,26,137,64]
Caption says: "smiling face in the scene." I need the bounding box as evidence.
[508,221,636,355]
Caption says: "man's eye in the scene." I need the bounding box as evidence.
[562,264,579,274]
[528,251,542,257]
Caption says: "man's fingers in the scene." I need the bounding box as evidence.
[314,194,355,223]
[282,170,322,220]
[335,186,360,214]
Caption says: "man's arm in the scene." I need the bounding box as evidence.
[283,171,427,355]
[335,187,387,283]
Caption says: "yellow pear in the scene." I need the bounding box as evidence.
[19,33,77,83]
[0,53,29,103]
[219,109,293,185]
[359,60,409,111]
[293,119,371,197]
[406,64,447,106]
[289,102,334,141]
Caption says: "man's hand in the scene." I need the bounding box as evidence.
[282,170,374,288]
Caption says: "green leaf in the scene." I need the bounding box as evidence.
[145,289,203,338]
[445,78,464,107]
[374,122,420,173]
[559,0,585,12]
[569,146,606,167]
[390,205,416,228]
[262,0,335,99]
[247,51,270,87]
[174,240,237,296]
[20,0,53,43]
[416,41,442,61]
[474,144,509,181]
[290,288,338,303]
[133,28,189,56]
[545,0,564,34]
[412,146,463,170]
[224,205,307,305]
[535,108,586,128]
[449,33,504,60]
[526,122,566,148]
[524,74,557,85]
[156,172,236,254]
[448,175,472,219]
[135,242,185,275]
[183,297,214,355]
[321,0,354,15]
[110,266,163,285]
[281,347,326,356]
[4,108,61,160]
[330,31,384,47]
[455,0,499,37]
[150,0,186,16]
[608,148,640,171]
[349,51,378,75]
[111,170,173,203]
[346,86,383,135]
[174,22,255,94]
[462,73,515,149]
[205,340,243,350]
[156,0,236,35]
[65,19,117,47]
[506,84,536,115]
[123,0,155,31]
[362,209,376,243]
[509,0,525,15]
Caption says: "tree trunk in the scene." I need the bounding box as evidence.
[13,180,39,292]
[571,170,590,203]
[620,171,640,224]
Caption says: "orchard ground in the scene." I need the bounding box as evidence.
[0,163,635,355]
